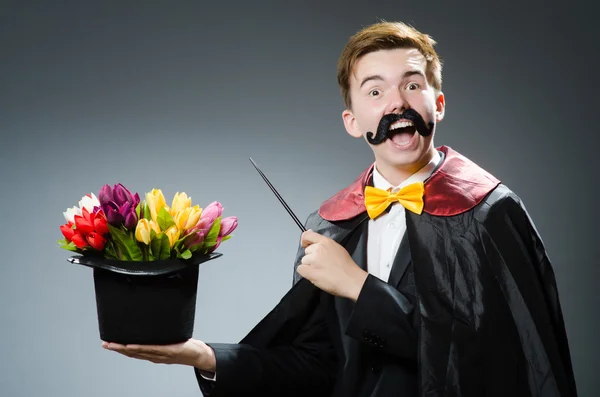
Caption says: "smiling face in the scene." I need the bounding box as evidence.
[342,47,445,185]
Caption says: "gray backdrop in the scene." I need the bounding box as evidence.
[1,1,598,396]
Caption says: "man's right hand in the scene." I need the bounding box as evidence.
[102,338,216,373]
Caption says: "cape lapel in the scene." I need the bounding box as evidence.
[386,231,411,289]
[346,218,369,272]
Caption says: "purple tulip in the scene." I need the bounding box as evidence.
[98,185,114,207]
[98,183,140,230]
[219,216,238,237]
[119,202,138,230]
[104,206,123,225]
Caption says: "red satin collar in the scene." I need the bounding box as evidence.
[318,146,501,221]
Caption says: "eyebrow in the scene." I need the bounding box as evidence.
[359,70,426,88]
[359,74,384,88]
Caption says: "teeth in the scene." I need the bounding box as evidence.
[389,120,414,130]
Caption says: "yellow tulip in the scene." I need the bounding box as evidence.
[165,225,180,248]
[170,192,192,215]
[173,207,190,230]
[145,189,166,222]
[185,205,202,229]
[173,205,202,231]
[135,219,161,245]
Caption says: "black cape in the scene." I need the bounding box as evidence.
[197,146,578,396]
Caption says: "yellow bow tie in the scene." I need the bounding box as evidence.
[364,182,425,219]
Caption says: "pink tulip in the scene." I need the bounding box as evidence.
[200,201,223,226]
[185,217,212,236]
[183,229,206,249]
[219,216,238,237]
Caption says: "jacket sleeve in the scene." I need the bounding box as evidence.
[344,269,418,360]
[194,293,336,396]
[194,212,337,396]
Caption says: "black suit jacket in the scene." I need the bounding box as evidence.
[195,210,421,397]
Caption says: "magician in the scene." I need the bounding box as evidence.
[103,21,579,397]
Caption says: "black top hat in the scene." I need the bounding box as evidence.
[68,252,222,345]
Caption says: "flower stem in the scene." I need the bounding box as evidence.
[115,242,123,260]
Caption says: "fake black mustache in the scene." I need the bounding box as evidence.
[366,109,434,145]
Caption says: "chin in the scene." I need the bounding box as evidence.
[378,148,431,173]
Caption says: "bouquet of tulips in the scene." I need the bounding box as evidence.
[58,183,238,261]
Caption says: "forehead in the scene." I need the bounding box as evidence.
[351,48,426,82]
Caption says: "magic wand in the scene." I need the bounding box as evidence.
[249,158,307,232]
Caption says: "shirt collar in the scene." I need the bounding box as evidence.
[372,150,441,192]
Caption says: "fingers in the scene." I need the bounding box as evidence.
[296,264,312,280]
[301,229,324,248]
[102,342,170,363]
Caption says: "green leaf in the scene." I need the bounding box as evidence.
[107,224,143,261]
[142,201,152,221]
[174,228,197,251]
[157,206,175,231]
[57,239,79,252]
[221,234,232,242]
[187,242,204,253]
[173,236,185,253]
[203,216,221,244]
[104,241,119,258]
[179,249,192,260]
[135,202,141,219]
[104,249,120,260]
[150,233,171,260]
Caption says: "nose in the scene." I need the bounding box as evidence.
[385,87,407,114]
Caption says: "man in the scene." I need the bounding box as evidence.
[103,21,578,396]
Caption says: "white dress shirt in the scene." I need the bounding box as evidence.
[201,150,442,381]
[367,150,441,282]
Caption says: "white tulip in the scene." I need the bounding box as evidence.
[63,206,81,223]
[79,193,100,213]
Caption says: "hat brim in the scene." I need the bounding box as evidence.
[68,252,222,276]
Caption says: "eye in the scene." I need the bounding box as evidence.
[406,82,420,90]
[369,89,381,97]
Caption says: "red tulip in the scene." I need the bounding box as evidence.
[60,222,76,241]
[86,232,107,250]
[93,211,109,235]
[61,206,110,252]
[74,208,94,234]
[71,232,88,248]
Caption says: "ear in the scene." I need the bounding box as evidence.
[342,109,363,138]
[435,91,445,122]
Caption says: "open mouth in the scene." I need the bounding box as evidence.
[388,119,417,146]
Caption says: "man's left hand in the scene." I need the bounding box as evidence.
[101,338,216,371]
[297,229,368,301]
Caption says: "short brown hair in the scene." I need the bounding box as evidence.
[337,21,443,109]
